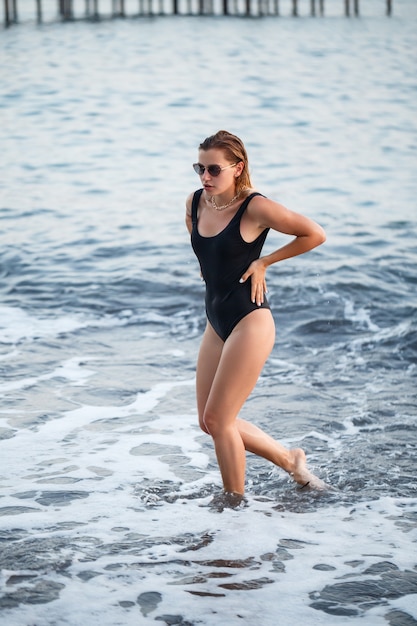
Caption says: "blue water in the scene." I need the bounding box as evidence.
[1,5,416,625]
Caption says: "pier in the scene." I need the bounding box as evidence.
[2,0,393,27]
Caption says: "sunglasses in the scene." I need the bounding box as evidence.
[193,162,237,177]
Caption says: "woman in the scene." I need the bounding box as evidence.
[185,130,327,505]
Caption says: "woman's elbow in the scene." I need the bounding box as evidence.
[314,225,326,247]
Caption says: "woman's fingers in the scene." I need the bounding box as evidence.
[240,264,268,307]
[252,280,268,306]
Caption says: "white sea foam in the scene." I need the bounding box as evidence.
[0,306,86,344]
[1,371,416,625]
[0,305,128,345]
[0,356,97,396]
[344,299,380,332]
[0,492,415,625]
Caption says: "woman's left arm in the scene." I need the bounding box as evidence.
[240,197,326,306]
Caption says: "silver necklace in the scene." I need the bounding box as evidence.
[211,192,241,211]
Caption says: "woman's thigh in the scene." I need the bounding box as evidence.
[204,309,275,431]
[196,323,224,430]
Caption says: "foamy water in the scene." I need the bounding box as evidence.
[1,5,416,625]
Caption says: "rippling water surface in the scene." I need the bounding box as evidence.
[1,4,416,625]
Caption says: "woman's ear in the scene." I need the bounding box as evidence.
[235,161,245,177]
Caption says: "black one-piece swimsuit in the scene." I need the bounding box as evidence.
[191,188,271,342]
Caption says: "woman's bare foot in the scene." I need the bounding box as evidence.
[209,491,247,512]
[288,448,329,491]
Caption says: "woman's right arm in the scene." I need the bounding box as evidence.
[185,193,193,235]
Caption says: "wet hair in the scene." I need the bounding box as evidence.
[199,130,252,194]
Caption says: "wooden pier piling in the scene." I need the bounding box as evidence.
[3,0,17,26]
[292,0,297,17]
[111,0,125,17]
[2,0,394,27]
[345,0,360,16]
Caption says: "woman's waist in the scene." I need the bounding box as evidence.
[205,278,253,302]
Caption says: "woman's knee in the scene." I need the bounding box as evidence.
[201,408,223,437]
[198,414,210,435]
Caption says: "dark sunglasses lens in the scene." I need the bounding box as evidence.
[193,163,223,176]
[207,165,222,177]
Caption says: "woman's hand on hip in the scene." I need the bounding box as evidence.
[239,259,268,307]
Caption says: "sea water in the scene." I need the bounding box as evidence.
[0,3,416,624]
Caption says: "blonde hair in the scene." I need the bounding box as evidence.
[199,130,252,194]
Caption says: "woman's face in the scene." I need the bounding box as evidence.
[196,148,243,196]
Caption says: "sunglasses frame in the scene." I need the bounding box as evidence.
[193,162,237,177]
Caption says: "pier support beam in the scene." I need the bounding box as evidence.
[3,0,18,25]
[345,0,360,17]
[2,0,395,26]
[292,0,297,17]
[4,0,11,26]
[59,0,73,19]
[112,0,125,16]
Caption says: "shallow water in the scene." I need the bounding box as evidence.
[1,4,417,625]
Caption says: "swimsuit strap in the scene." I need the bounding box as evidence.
[191,188,204,226]
[234,192,264,221]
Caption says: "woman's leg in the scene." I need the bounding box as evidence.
[195,323,224,435]
[236,420,326,488]
[200,309,276,494]
[196,312,327,493]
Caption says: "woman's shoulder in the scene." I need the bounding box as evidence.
[186,191,194,210]
[245,190,286,226]
[242,187,266,200]
[187,188,204,201]
[186,188,204,215]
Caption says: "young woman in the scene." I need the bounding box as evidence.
[186,130,327,504]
